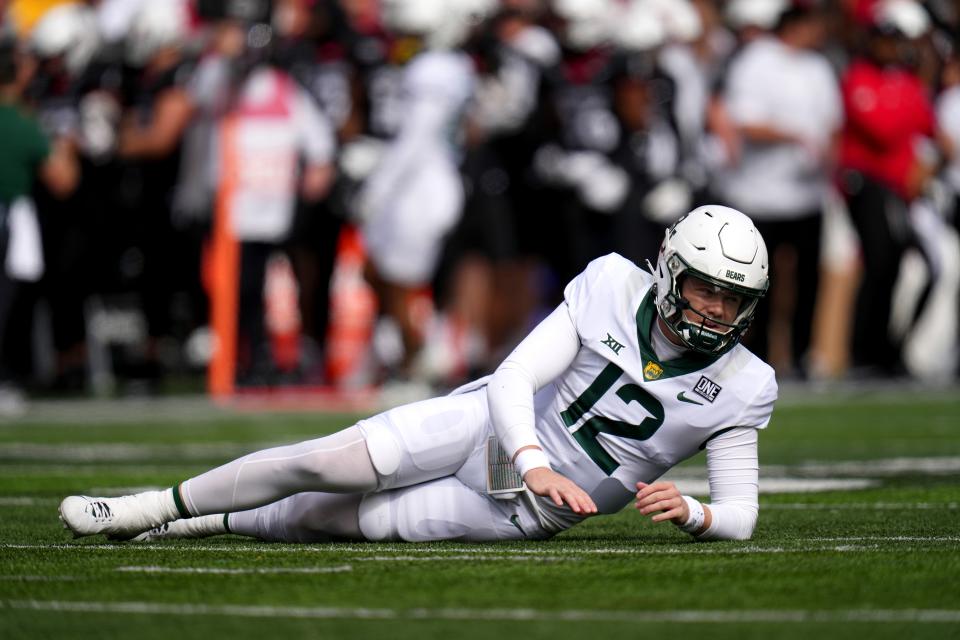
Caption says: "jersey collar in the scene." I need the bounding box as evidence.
[635,289,720,380]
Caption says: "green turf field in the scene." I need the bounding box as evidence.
[1,390,959,639]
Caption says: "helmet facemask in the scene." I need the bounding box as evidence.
[659,256,762,354]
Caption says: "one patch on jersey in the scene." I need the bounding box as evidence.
[693,376,722,403]
[643,361,663,381]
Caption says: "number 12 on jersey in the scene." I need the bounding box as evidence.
[560,362,665,474]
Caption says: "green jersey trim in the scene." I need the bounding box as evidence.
[698,426,739,451]
[171,485,191,519]
[635,289,720,380]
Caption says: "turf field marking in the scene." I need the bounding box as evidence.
[0,442,281,462]
[672,479,878,494]
[0,497,58,506]
[807,536,960,542]
[5,540,959,555]
[4,600,960,623]
[0,575,79,582]
[0,465,211,476]
[85,487,167,496]
[115,565,352,575]
[762,502,959,510]
[355,555,574,562]
[789,457,960,476]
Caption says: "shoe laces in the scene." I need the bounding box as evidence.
[86,500,113,522]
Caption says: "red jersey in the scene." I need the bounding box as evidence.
[838,59,934,199]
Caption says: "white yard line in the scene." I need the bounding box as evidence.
[115,565,352,575]
[0,465,210,476]
[761,503,959,510]
[807,536,960,542]
[0,497,59,506]
[84,487,165,496]
[671,479,878,495]
[3,539,958,556]
[0,575,79,582]
[789,457,960,477]
[0,442,282,462]
[3,600,959,623]
[354,555,573,562]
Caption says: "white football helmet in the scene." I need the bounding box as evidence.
[614,0,667,53]
[648,205,768,355]
[381,0,494,49]
[641,0,702,43]
[725,0,789,30]
[30,3,101,77]
[552,0,616,51]
[125,0,189,67]
[873,0,931,39]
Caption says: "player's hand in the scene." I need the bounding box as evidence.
[524,468,597,515]
[635,481,687,524]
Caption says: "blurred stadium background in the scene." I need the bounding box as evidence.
[0,0,957,411]
[1,1,960,637]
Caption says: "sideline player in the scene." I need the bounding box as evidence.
[60,205,776,543]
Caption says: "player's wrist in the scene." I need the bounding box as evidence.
[677,496,706,534]
[515,447,551,478]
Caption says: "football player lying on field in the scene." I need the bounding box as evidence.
[60,205,776,543]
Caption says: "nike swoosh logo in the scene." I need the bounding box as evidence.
[509,514,527,538]
[677,391,704,405]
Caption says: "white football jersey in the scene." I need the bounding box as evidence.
[360,49,475,284]
[532,253,777,530]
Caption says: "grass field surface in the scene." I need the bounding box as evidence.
[1,389,959,639]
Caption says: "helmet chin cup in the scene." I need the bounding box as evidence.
[662,291,740,355]
[680,321,724,353]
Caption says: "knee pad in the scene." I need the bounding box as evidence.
[357,492,397,542]
[362,423,402,478]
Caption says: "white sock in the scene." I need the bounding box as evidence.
[227,493,363,542]
[140,489,184,525]
[177,514,227,537]
[133,514,227,541]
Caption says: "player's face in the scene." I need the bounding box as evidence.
[680,276,743,330]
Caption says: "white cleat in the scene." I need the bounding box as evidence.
[58,492,170,539]
[129,515,226,542]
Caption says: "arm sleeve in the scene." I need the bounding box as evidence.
[487,303,581,466]
[695,426,760,541]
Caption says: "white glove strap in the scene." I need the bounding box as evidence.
[515,448,551,478]
[678,496,706,534]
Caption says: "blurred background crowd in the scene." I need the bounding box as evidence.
[0,0,958,411]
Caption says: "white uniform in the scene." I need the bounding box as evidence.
[359,50,474,286]
[355,254,777,541]
[716,37,842,218]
